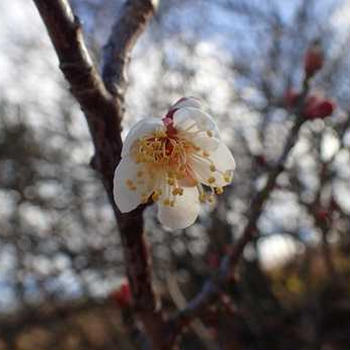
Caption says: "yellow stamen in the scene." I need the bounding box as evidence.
[131,129,198,182]
[223,171,232,183]
[203,151,210,157]
[152,191,161,202]
[126,179,133,186]
[126,179,137,191]
[208,176,216,184]
[210,164,216,172]
[215,187,224,195]
[208,195,215,204]
[199,192,207,203]
[172,188,184,196]
[206,130,213,137]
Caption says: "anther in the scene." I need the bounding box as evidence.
[152,192,160,201]
[199,193,207,202]
[223,171,232,183]
[208,195,215,204]
[208,176,216,184]
[203,151,210,157]
[215,187,224,195]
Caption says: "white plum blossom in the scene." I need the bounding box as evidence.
[113,97,236,229]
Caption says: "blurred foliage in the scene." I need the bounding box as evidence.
[0,0,349,348]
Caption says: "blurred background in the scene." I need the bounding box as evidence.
[0,0,349,349]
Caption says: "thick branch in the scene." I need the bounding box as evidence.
[102,0,156,97]
[33,1,167,348]
[100,1,168,347]
[33,0,123,189]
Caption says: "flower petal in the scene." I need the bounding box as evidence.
[171,97,202,110]
[122,118,163,157]
[211,142,236,173]
[191,134,220,151]
[173,107,220,138]
[113,157,152,212]
[157,186,200,229]
[189,142,235,187]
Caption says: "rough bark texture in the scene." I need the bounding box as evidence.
[32,1,169,348]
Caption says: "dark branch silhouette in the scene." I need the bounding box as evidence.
[32,0,167,348]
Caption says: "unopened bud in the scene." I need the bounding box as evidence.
[110,281,131,308]
[303,94,335,120]
[304,40,324,78]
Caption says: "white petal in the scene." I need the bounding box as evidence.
[122,118,163,157]
[157,187,200,229]
[189,155,225,187]
[171,97,202,110]
[211,142,236,172]
[173,107,220,138]
[189,142,235,187]
[113,157,152,212]
[191,134,220,151]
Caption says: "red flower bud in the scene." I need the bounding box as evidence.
[304,41,324,78]
[110,282,131,308]
[303,94,335,120]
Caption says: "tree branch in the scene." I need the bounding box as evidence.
[33,0,122,191]
[33,1,168,348]
[102,0,157,97]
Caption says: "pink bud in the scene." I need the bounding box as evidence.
[303,95,335,119]
[110,282,131,308]
[304,41,324,78]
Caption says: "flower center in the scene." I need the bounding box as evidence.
[127,125,232,207]
[131,129,197,179]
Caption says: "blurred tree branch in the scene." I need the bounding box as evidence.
[171,78,312,331]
